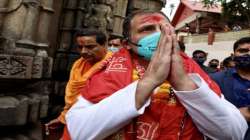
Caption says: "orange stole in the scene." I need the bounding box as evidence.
[62,52,113,140]
[58,52,113,124]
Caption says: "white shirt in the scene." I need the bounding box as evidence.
[66,74,248,140]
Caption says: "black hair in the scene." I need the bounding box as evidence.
[108,34,123,41]
[233,37,250,52]
[209,59,219,63]
[192,50,206,57]
[74,28,107,45]
[122,10,170,41]
[222,56,234,67]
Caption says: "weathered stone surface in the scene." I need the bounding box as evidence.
[39,95,49,118]
[37,0,54,45]
[27,94,40,123]
[12,44,36,56]
[15,135,30,140]
[0,96,19,125]
[32,57,43,79]
[0,96,28,126]
[0,54,33,79]
[1,1,27,40]
[43,57,53,78]
[0,0,9,31]
[0,137,15,140]
[53,53,68,72]
[54,81,67,96]
[37,81,52,95]
[129,0,164,12]
[84,3,113,33]
[15,95,29,125]
[112,0,128,36]
[20,1,40,42]
[36,49,48,57]
[26,122,43,140]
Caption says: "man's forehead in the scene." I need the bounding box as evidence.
[195,53,206,56]
[133,13,167,25]
[109,39,120,43]
[238,43,250,48]
[77,36,96,43]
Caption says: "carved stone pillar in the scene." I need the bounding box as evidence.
[59,0,78,51]
[83,1,113,34]
[18,0,40,46]
[0,0,9,32]
[128,0,166,12]
[1,0,28,40]
[112,0,128,36]
[75,0,86,28]
[36,0,54,47]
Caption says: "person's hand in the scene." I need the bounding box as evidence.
[136,23,174,109]
[239,107,250,122]
[44,118,63,136]
[46,118,61,127]
[166,26,197,91]
[141,23,174,88]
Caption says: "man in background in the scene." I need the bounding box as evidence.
[45,28,111,138]
[108,35,122,52]
[208,59,220,73]
[192,50,214,73]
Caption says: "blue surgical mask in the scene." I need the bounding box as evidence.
[137,32,161,60]
[108,46,120,52]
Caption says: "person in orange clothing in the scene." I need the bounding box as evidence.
[45,28,112,138]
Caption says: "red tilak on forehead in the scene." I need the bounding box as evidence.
[140,14,164,24]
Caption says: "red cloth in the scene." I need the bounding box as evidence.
[62,126,71,140]
[82,48,133,103]
[79,48,221,139]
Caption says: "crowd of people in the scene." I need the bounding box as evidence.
[45,10,250,140]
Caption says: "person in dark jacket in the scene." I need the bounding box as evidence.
[210,37,250,139]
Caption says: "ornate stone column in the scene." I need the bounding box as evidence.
[128,0,166,13]
[83,0,113,35]
[0,0,9,32]
[1,0,27,40]
[36,0,54,47]
[112,0,128,36]
[18,0,40,47]
[59,0,78,51]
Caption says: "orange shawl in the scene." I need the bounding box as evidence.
[57,51,113,124]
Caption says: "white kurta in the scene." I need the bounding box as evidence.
[66,74,248,140]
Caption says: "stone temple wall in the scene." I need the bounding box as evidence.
[0,0,165,139]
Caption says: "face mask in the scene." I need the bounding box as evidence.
[234,54,250,69]
[137,32,161,60]
[193,57,206,65]
[108,46,120,52]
